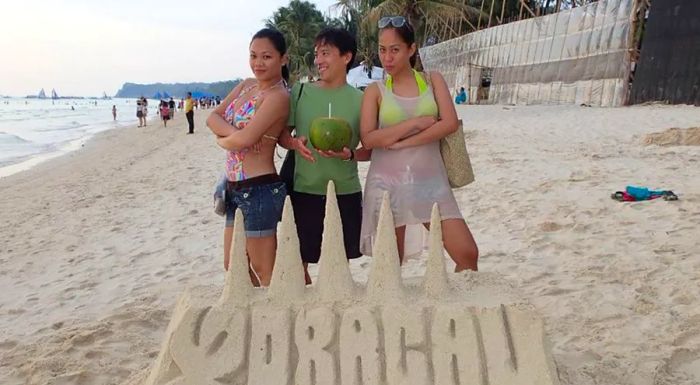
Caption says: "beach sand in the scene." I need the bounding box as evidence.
[1,104,699,385]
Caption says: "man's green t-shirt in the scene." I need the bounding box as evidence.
[288,82,363,195]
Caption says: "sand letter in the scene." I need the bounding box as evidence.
[431,306,485,385]
[248,307,293,385]
[295,307,338,385]
[339,307,382,385]
[382,306,430,385]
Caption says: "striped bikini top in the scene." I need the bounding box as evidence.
[224,84,259,129]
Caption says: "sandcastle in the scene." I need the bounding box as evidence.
[141,182,560,385]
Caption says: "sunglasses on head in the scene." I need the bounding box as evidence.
[378,16,407,29]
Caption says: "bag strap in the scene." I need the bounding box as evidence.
[290,83,305,135]
[277,83,306,160]
[296,83,305,104]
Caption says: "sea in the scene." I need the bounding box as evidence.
[0,97,150,178]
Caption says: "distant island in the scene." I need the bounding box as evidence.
[114,80,242,99]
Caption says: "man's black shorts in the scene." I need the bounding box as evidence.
[290,190,362,264]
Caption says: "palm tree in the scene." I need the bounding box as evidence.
[335,0,484,70]
[266,0,328,81]
[366,0,483,45]
[333,0,384,73]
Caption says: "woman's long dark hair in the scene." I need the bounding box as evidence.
[251,28,289,82]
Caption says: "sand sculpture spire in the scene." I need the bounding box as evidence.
[317,181,355,301]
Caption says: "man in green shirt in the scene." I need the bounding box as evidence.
[280,28,371,283]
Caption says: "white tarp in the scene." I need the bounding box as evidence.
[347,64,385,88]
[420,0,634,107]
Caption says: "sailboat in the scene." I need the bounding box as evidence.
[51,89,59,99]
[38,88,47,99]
[101,91,111,100]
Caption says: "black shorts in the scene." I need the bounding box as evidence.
[136,111,143,118]
[290,190,362,264]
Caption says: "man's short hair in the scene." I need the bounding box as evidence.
[314,28,357,73]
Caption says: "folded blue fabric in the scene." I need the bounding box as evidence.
[625,185,666,200]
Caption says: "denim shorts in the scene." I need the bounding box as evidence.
[225,176,287,238]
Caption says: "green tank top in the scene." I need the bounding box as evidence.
[379,69,439,126]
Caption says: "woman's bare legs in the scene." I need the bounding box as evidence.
[302,263,313,285]
[395,220,478,271]
[245,236,277,286]
[395,226,407,264]
[223,227,261,286]
[432,219,478,271]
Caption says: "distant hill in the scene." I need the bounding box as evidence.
[114,80,242,99]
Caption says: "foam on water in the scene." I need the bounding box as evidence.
[0,97,144,177]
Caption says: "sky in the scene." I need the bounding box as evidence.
[0,0,337,97]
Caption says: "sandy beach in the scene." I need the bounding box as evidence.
[1,104,699,385]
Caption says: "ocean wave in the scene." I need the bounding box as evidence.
[34,121,88,132]
[0,131,32,144]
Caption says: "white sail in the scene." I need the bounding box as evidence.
[51,89,59,99]
[38,89,46,99]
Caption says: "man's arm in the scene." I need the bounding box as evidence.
[280,127,315,162]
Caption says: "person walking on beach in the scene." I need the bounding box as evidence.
[160,101,170,127]
[168,98,175,120]
[136,99,144,127]
[141,97,149,126]
[112,105,117,121]
[279,28,371,284]
[359,16,478,271]
[207,28,290,286]
[185,92,195,134]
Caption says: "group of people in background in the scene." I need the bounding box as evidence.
[208,19,479,288]
[157,98,176,127]
[130,95,221,132]
[196,96,221,109]
[135,97,148,127]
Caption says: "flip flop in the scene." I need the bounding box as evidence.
[611,191,626,201]
[663,191,679,201]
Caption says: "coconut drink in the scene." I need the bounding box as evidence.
[309,103,352,152]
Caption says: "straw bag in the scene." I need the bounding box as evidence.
[440,119,474,188]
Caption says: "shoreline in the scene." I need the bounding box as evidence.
[1,104,699,385]
[0,97,140,178]
[0,134,101,178]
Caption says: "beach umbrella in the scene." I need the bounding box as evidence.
[191,91,213,99]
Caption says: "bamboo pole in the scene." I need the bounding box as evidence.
[555,0,562,13]
[477,0,485,29]
[519,0,537,18]
[464,17,477,32]
[624,0,646,105]
[500,0,507,24]
[487,0,496,28]
[519,0,524,20]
